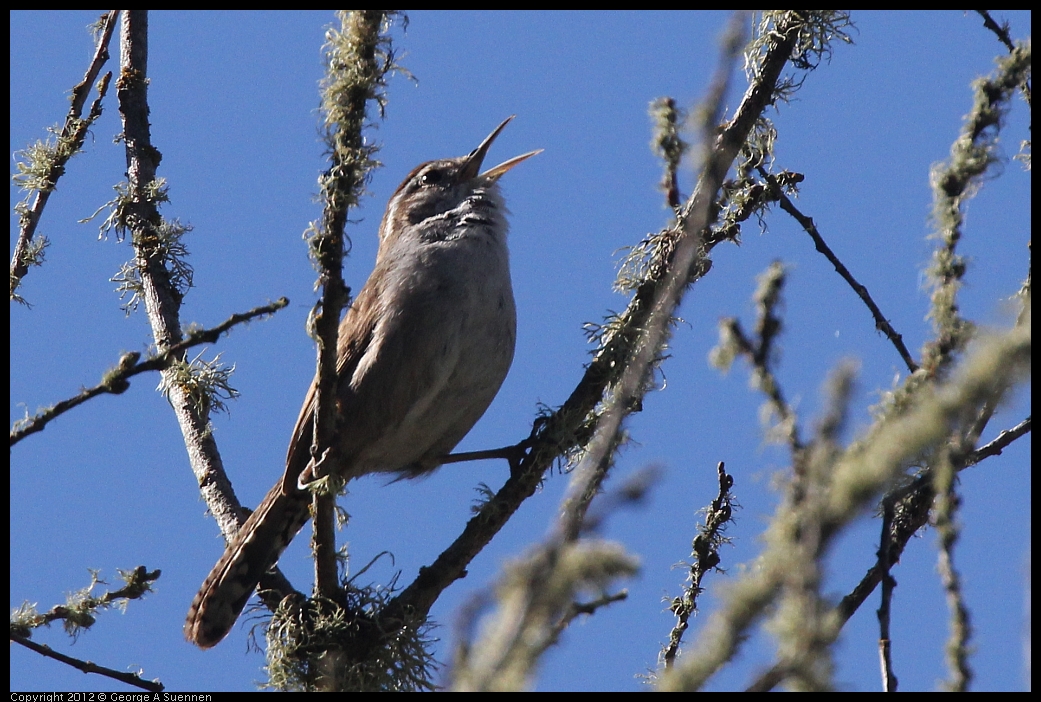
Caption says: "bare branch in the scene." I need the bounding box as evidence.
[10,566,164,692]
[662,463,736,668]
[758,167,919,373]
[11,10,118,303]
[10,298,288,446]
[10,633,164,692]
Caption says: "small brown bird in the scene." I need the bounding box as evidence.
[185,117,540,648]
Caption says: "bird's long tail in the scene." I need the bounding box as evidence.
[185,483,311,648]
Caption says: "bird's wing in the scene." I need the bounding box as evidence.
[280,276,382,495]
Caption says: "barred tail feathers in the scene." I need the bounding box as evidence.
[185,484,311,648]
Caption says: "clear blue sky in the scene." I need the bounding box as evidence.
[10,11,1031,692]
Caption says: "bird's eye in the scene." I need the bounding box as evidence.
[420,168,444,186]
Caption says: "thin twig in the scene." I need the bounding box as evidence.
[11,633,163,692]
[10,566,164,691]
[650,97,688,210]
[876,501,898,691]
[759,166,919,373]
[975,10,1016,53]
[662,463,735,668]
[307,7,393,611]
[933,450,973,691]
[10,298,288,445]
[969,416,1031,463]
[11,11,118,302]
[716,262,804,456]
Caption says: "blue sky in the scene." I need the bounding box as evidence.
[10,11,1031,692]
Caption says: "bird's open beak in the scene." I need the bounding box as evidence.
[461,115,542,182]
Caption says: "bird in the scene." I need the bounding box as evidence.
[185,117,540,648]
